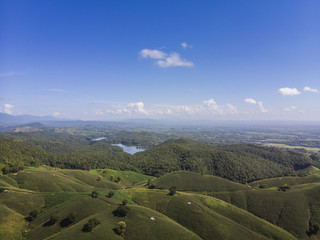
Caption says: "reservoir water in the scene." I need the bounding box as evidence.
[112,143,147,155]
[92,137,106,141]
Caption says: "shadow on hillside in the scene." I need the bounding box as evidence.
[43,220,55,227]
[60,218,73,227]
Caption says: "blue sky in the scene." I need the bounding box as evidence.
[1,0,320,121]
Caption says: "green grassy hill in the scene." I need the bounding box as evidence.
[152,171,248,192]
[90,169,154,186]
[251,166,320,188]
[4,169,121,192]
[2,167,318,240]
[211,182,320,239]
[123,189,296,240]
[23,191,202,240]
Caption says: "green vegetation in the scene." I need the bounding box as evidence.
[168,186,177,196]
[113,205,131,217]
[28,210,39,221]
[82,217,101,232]
[114,221,127,237]
[130,138,318,182]
[107,191,115,198]
[2,134,318,183]
[153,171,248,192]
[91,191,98,198]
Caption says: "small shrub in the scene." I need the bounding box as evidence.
[116,176,121,183]
[60,212,77,227]
[110,175,115,181]
[107,191,115,198]
[122,199,128,205]
[169,186,177,196]
[82,218,101,232]
[278,184,291,192]
[148,184,155,189]
[96,176,102,181]
[28,210,39,221]
[259,184,267,189]
[49,214,60,224]
[113,205,130,217]
[67,212,77,223]
[114,221,127,237]
[91,191,98,198]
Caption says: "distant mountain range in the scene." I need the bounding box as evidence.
[0,112,58,125]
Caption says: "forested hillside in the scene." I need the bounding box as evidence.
[1,135,319,183]
[131,138,319,182]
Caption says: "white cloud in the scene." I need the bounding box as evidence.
[226,103,238,114]
[181,42,188,49]
[304,86,318,93]
[257,101,268,113]
[244,98,257,104]
[95,99,239,119]
[244,98,267,112]
[157,52,194,68]
[139,49,166,59]
[0,104,15,114]
[106,102,148,115]
[139,48,194,68]
[277,87,301,96]
[52,112,61,117]
[284,106,297,112]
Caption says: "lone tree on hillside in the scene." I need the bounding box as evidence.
[113,205,130,217]
[169,186,177,196]
[28,210,39,221]
[116,176,121,183]
[67,212,77,223]
[49,214,60,224]
[114,221,127,237]
[60,212,78,227]
[91,191,98,198]
[82,218,101,232]
[107,191,115,198]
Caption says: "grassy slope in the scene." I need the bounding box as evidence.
[6,169,121,192]
[0,192,46,216]
[251,167,320,188]
[90,168,154,186]
[28,195,201,240]
[152,171,248,192]
[0,204,27,240]
[123,189,297,240]
[0,168,310,240]
[211,183,320,239]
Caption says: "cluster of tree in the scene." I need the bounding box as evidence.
[1,136,319,183]
[0,138,135,174]
[82,218,101,232]
[129,138,319,183]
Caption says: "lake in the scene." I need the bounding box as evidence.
[92,137,106,141]
[112,143,147,155]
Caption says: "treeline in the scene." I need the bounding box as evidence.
[130,138,320,182]
[0,130,169,152]
[0,138,134,174]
